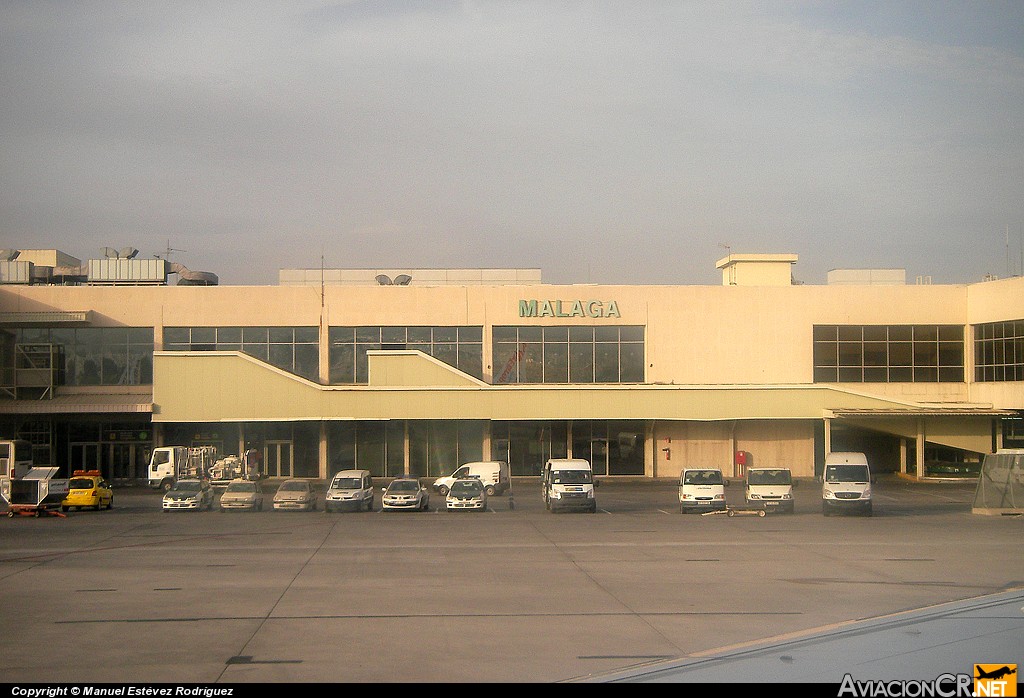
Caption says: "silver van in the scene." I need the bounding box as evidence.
[325,469,374,512]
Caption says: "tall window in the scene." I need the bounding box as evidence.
[813,325,963,383]
[974,320,1024,382]
[328,326,483,384]
[492,326,645,384]
[8,327,154,386]
[164,327,319,381]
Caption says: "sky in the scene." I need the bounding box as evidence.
[2,1,1023,287]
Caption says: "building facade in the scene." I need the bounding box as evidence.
[2,252,1022,482]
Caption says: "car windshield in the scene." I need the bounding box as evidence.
[172,481,202,492]
[331,477,362,489]
[551,469,592,484]
[226,482,256,493]
[747,469,791,486]
[389,480,420,493]
[451,481,483,496]
[68,478,95,489]
[826,465,870,483]
[279,480,307,491]
[683,470,723,485]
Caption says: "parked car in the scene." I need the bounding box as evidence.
[678,468,727,513]
[219,479,264,512]
[433,461,510,497]
[744,467,794,514]
[823,452,873,517]
[61,470,113,512]
[382,477,430,512]
[445,477,487,512]
[541,458,598,513]
[273,479,317,512]
[162,478,214,512]
[324,469,374,512]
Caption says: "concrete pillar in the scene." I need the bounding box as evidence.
[319,421,328,479]
[916,419,926,480]
[899,438,908,475]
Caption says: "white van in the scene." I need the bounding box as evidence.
[542,458,597,513]
[325,469,374,512]
[822,452,872,517]
[433,461,510,497]
[745,467,794,514]
[678,468,727,513]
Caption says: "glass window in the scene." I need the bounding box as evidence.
[814,325,965,384]
[543,342,569,383]
[432,327,457,343]
[217,327,242,343]
[191,328,216,344]
[243,327,269,343]
[269,327,294,343]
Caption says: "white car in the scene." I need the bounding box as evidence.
[219,479,264,512]
[381,477,430,512]
[445,478,487,512]
[324,469,374,512]
[273,479,317,512]
[162,479,214,512]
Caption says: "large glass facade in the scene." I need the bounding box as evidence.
[572,420,646,476]
[327,420,485,477]
[813,325,964,383]
[492,326,645,384]
[164,326,319,381]
[974,320,1024,382]
[328,326,483,383]
[491,421,568,476]
[3,327,154,386]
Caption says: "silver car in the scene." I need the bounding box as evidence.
[381,477,430,512]
[445,478,487,512]
[162,479,214,512]
[219,479,264,512]
[272,479,317,512]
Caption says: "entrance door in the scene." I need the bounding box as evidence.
[70,443,101,476]
[264,441,293,478]
[109,443,151,482]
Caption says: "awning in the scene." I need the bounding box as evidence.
[0,310,92,325]
[0,393,152,414]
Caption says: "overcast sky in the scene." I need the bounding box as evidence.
[2,1,1023,286]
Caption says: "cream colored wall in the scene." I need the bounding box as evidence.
[651,420,816,479]
[3,276,1022,413]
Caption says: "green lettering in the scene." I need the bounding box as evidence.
[519,300,537,317]
[570,300,584,317]
[606,300,621,318]
[539,300,554,317]
[555,300,569,317]
[586,300,602,318]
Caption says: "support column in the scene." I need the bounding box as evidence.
[646,420,656,478]
[823,418,832,456]
[482,422,492,462]
[319,421,328,479]
[899,438,908,475]
[916,419,926,480]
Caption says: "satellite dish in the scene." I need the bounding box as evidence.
[0,249,20,262]
[393,274,412,286]
[120,247,139,259]
[375,274,393,285]
[102,247,120,259]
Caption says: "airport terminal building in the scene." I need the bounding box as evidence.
[1,249,1022,482]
